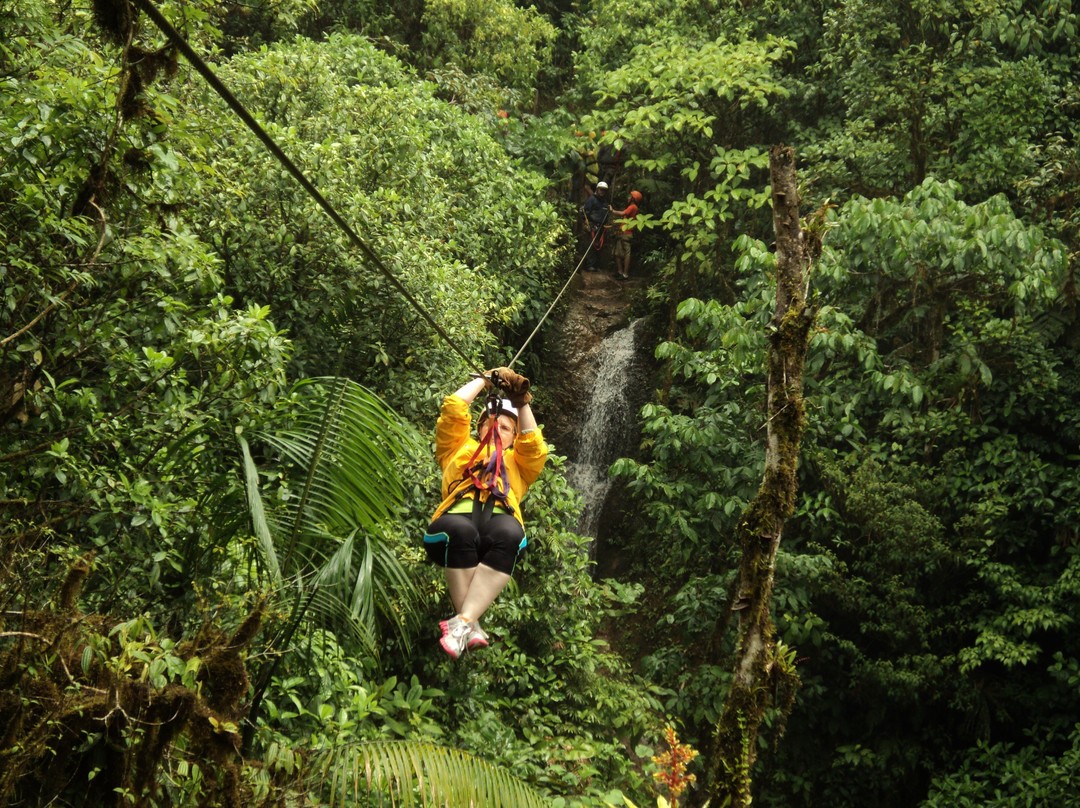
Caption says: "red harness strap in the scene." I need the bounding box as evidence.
[464,414,511,504]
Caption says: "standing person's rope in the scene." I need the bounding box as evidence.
[507,224,600,368]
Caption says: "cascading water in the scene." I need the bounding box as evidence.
[565,318,647,543]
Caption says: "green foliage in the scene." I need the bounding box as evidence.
[257,636,442,740]
[721,454,969,805]
[177,32,564,401]
[803,178,1069,463]
[217,0,318,53]
[314,738,553,808]
[240,377,424,655]
[593,37,792,153]
[610,265,777,575]
[798,0,1080,200]
[493,106,579,174]
[585,31,789,289]
[750,180,1080,805]
[421,0,557,99]
[809,178,1073,490]
[1,1,293,622]
[572,0,737,96]
[0,571,267,807]
[609,166,1078,807]
[921,725,1080,807]
[296,0,421,45]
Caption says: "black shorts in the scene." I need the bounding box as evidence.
[423,512,527,575]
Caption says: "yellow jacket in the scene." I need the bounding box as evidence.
[429,394,548,527]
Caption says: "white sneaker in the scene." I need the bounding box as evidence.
[466,621,490,650]
[439,616,470,659]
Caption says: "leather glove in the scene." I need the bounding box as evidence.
[488,367,532,407]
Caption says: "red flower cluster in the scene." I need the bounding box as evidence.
[651,726,699,807]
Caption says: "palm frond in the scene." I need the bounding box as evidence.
[240,435,282,584]
[262,377,412,536]
[245,376,423,652]
[312,740,553,808]
[283,375,348,570]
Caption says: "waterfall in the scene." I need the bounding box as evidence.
[565,318,646,541]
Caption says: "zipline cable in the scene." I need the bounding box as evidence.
[132,0,487,377]
[135,0,605,384]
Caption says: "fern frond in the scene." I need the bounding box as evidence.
[313,740,552,808]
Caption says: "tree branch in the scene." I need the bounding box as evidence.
[708,145,814,807]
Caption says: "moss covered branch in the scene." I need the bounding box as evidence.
[707,145,814,807]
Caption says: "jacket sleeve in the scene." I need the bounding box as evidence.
[434,394,472,469]
[510,429,549,488]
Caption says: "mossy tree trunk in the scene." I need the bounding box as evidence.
[707,145,814,807]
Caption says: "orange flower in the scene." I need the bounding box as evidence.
[651,726,699,807]
[497,109,509,118]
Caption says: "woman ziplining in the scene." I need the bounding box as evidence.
[423,368,548,659]
[132,0,573,662]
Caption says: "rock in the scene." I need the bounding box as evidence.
[542,269,640,450]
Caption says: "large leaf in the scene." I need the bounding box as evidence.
[243,376,423,653]
[240,435,282,584]
[313,739,552,808]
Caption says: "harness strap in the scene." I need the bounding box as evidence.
[444,392,513,524]
[471,493,498,528]
[465,408,510,503]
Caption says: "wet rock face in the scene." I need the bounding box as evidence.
[538,266,659,569]
[542,270,640,452]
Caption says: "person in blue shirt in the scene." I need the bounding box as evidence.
[582,181,611,271]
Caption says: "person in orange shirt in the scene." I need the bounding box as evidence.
[422,368,548,658]
[611,189,642,280]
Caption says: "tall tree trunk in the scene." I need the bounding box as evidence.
[707,145,814,807]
